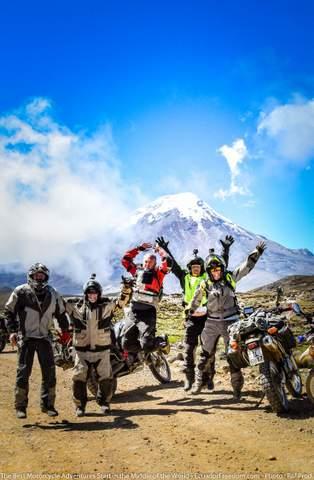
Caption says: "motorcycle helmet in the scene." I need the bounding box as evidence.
[27,263,50,291]
[205,254,226,281]
[186,249,205,274]
[83,273,102,297]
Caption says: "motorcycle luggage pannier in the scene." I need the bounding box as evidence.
[278,326,296,351]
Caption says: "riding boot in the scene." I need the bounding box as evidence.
[183,371,195,392]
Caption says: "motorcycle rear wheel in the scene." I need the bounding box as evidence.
[259,361,289,414]
[147,351,171,384]
[305,369,314,404]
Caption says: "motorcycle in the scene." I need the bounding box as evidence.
[52,320,171,398]
[295,306,314,404]
[87,320,171,397]
[227,302,302,413]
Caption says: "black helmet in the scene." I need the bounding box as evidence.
[205,254,226,281]
[83,273,102,297]
[186,249,205,274]
[27,263,49,291]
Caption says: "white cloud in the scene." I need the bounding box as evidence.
[257,98,314,164]
[214,138,250,199]
[0,98,144,284]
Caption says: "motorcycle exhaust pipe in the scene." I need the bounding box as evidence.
[262,335,280,353]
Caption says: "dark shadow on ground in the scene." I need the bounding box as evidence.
[160,395,259,409]
[276,397,314,419]
[111,406,211,417]
[112,380,182,403]
[22,416,138,431]
[177,388,264,398]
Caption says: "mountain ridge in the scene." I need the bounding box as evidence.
[0,192,312,293]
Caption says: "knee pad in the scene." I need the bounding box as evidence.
[198,354,214,371]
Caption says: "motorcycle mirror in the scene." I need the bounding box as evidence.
[275,286,283,306]
[292,303,302,315]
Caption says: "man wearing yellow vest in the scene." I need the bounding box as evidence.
[155,236,234,391]
[190,241,266,399]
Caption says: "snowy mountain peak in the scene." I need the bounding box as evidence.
[130,192,225,225]
[127,192,314,292]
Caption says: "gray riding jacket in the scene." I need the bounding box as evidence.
[4,283,68,338]
[191,248,263,322]
[65,286,132,352]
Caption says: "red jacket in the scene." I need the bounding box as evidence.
[121,247,169,294]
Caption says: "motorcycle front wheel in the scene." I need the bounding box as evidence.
[285,354,303,398]
[305,369,314,404]
[286,373,303,397]
[259,361,289,414]
[147,351,171,384]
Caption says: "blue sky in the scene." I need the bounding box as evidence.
[1,0,313,255]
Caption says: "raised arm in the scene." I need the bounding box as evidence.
[190,280,207,313]
[116,277,133,308]
[121,242,152,276]
[219,235,234,268]
[155,236,186,287]
[232,241,266,282]
[111,277,134,315]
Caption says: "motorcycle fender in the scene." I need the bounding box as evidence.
[261,346,281,363]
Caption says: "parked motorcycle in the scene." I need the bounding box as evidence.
[295,306,314,404]
[227,302,302,413]
[52,320,171,398]
[88,320,171,396]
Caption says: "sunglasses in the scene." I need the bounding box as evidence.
[210,267,222,272]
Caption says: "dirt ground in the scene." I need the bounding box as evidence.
[0,343,313,477]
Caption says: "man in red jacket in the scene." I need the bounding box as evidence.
[121,242,172,354]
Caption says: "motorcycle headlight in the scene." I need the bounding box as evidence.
[256,317,267,330]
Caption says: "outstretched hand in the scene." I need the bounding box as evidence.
[155,236,170,252]
[121,276,136,288]
[256,241,267,254]
[220,235,234,249]
[139,242,152,251]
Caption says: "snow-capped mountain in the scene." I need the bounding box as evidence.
[127,192,314,292]
[0,192,313,293]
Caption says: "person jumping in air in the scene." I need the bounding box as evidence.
[121,242,172,357]
[155,235,234,392]
[189,241,266,399]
